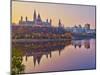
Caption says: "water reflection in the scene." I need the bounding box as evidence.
[12,39,95,73]
[72,39,90,49]
[12,40,71,66]
[84,40,90,49]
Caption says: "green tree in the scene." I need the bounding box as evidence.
[11,48,25,75]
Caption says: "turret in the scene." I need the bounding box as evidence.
[46,19,48,23]
[50,19,52,25]
[19,16,23,24]
[25,16,28,22]
[21,16,23,22]
[37,13,41,21]
[58,19,62,27]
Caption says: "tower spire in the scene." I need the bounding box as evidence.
[58,19,62,27]
[20,16,23,22]
[19,16,23,24]
[33,9,36,21]
[50,19,52,25]
[38,13,41,20]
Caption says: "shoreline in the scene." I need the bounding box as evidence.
[12,37,95,42]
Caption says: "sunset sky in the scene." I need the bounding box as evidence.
[12,1,96,28]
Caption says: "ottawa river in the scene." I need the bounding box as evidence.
[12,38,96,73]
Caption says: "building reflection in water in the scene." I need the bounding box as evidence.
[84,40,90,49]
[12,40,71,67]
[72,40,82,48]
[12,39,90,67]
[71,39,90,49]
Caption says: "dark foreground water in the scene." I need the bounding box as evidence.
[12,39,96,73]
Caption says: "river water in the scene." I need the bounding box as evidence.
[13,38,96,73]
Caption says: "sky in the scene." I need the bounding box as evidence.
[12,1,96,28]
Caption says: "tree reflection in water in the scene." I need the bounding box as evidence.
[11,48,25,75]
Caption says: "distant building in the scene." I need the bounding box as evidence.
[12,10,95,35]
[72,25,85,33]
[65,24,95,34]
[84,23,90,30]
